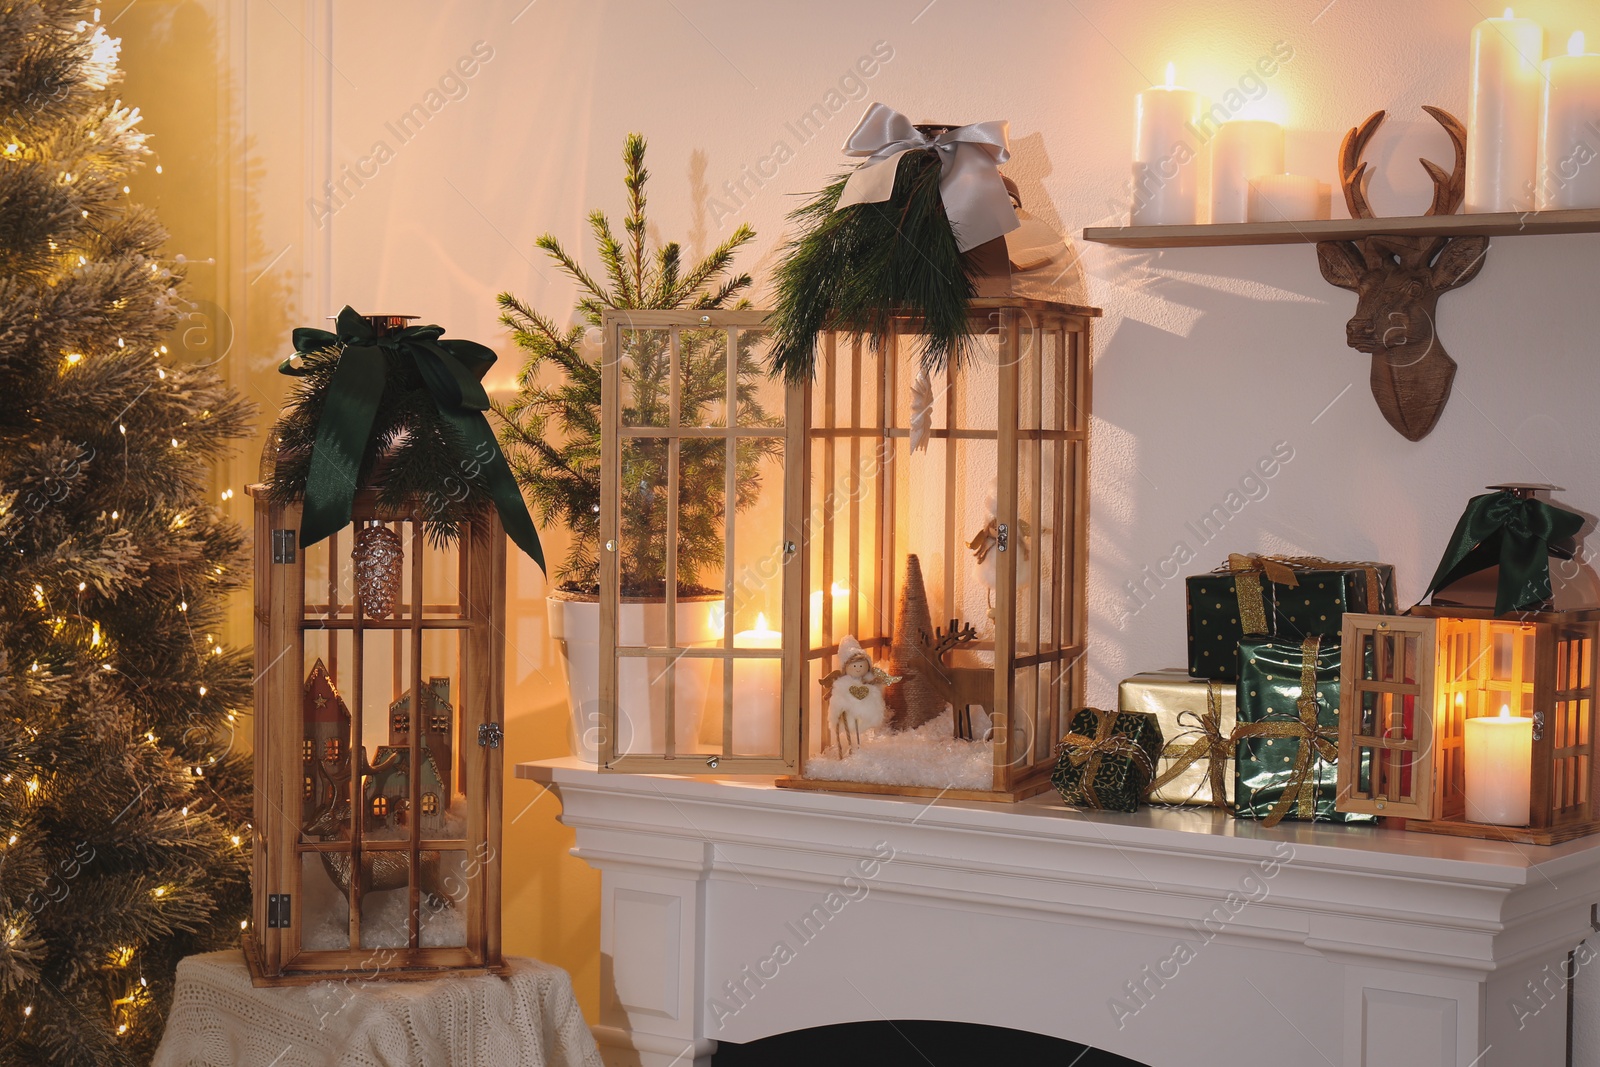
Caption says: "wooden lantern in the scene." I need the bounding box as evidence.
[783,298,1097,801]
[594,300,1098,802]
[1336,608,1600,844]
[597,309,801,774]
[246,487,506,983]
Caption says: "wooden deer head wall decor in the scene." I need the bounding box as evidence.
[1316,107,1489,441]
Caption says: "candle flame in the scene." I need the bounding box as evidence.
[1570,30,1586,56]
[1455,693,1466,705]
[1503,6,1514,17]
[755,612,768,631]
[1499,705,1513,719]
[832,581,849,596]
[1164,62,1176,88]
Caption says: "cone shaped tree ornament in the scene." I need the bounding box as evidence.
[887,555,948,730]
[352,522,405,619]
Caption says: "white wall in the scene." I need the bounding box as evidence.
[223,0,1600,1053]
[308,0,1600,696]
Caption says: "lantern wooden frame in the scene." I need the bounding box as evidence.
[1337,607,1600,844]
[778,298,1097,801]
[597,309,804,775]
[246,487,506,984]
[592,300,1097,802]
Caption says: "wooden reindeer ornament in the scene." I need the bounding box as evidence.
[1316,107,1488,441]
[886,554,993,739]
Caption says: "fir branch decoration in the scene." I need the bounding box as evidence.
[767,149,975,383]
[0,4,254,1062]
[497,133,778,596]
[268,333,483,546]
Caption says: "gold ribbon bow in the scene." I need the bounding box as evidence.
[1272,555,1389,614]
[1232,635,1339,827]
[1220,553,1302,636]
[1144,682,1235,808]
[1060,708,1155,810]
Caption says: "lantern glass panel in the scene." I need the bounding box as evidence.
[679,324,727,429]
[1337,615,1431,816]
[605,314,791,767]
[727,659,780,757]
[300,852,349,951]
[427,851,470,947]
[620,328,672,428]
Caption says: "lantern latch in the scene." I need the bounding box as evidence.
[997,523,1009,552]
[1533,711,1545,742]
[478,722,503,749]
[267,893,291,929]
[783,541,797,556]
[271,529,296,564]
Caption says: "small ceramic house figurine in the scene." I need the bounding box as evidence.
[825,636,900,755]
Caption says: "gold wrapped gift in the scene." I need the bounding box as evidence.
[1117,669,1237,808]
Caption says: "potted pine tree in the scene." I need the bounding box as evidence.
[497,134,776,761]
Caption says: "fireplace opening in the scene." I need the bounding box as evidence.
[712,1020,1151,1066]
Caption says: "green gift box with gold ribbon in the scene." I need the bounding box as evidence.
[1052,707,1164,814]
[1234,635,1374,826]
[1186,554,1397,682]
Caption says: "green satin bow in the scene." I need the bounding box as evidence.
[280,306,545,571]
[1424,489,1582,615]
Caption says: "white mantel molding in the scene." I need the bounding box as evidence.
[519,758,1600,1067]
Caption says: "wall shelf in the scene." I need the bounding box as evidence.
[1081,207,1600,248]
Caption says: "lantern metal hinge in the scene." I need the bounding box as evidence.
[271,529,296,564]
[997,523,1009,552]
[478,722,503,749]
[267,893,291,928]
[1533,711,1545,742]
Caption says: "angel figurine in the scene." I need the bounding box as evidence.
[821,635,901,756]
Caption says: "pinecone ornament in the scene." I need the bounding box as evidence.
[352,523,404,620]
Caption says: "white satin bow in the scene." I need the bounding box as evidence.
[835,102,1020,253]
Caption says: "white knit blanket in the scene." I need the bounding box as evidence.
[152,951,602,1067]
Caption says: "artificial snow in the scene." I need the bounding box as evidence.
[802,714,994,791]
[300,850,471,951]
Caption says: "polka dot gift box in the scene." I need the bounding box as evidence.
[1185,555,1397,683]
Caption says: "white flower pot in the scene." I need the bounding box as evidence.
[546,593,722,763]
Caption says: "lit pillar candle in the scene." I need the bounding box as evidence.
[1466,9,1543,212]
[809,582,867,649]
[1247,174,1331,222]
[1537,31,1600,210]
[732,614,782,755]
[1131,64,1206,225]
[1211,120,1284,224]
[1463,706,1533,826]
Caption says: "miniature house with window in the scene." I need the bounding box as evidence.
[247,487,506,983]
[596,300,1097,800]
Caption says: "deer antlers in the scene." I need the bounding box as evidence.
[923,619,978,662]
[1338,106,1467,221]
[1317,105,1486,442]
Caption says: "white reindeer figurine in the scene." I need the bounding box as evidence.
[824,635,900,756]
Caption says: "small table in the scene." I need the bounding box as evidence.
[153,951,601,1067]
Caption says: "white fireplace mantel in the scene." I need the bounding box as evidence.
[518,758,1600,1067]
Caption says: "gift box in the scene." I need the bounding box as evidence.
[1052,708,1164,814]
[1186,555,1397,682]
[1234,635,1374,826]
[1118,670,1236,808]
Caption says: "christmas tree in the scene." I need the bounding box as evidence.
[0,4,254,1063]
